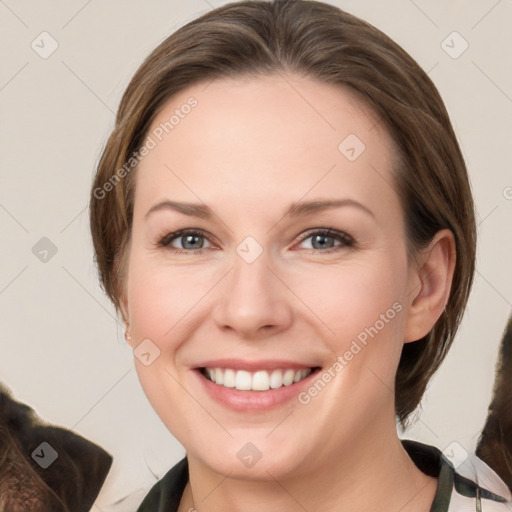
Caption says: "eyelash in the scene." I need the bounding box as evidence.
[156,227,355,255]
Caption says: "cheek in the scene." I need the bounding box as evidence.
[294,253,408,335]
[125,255,203,428]
[292,252,409,390]
[127,261,200,342]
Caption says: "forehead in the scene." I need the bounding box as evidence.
[133,73,398,219]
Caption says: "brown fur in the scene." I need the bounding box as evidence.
[0,383,112,512]
[476,313,512,492]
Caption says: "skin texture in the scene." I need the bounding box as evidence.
[122,73,455,512]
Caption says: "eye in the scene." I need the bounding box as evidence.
[294,228,354,253]
[157,229,214,254]
[156,227,354,255]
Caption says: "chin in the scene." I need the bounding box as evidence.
[187,433,311,481]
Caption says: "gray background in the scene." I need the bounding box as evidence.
[1,0,511,510]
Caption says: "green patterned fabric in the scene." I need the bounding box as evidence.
[136,439,510,512]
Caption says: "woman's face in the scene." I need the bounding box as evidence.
[123,73,421,478]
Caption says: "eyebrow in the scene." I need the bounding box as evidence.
[145,198,375,221]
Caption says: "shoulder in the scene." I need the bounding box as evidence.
[136,456,189,512]
[447,450,511,512]
[401,438,511,512]
[448,488,511,512]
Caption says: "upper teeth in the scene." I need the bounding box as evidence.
[205,368,312,391]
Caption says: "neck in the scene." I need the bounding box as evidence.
[178,420,437,512]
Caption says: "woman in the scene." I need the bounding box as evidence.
[89,1,511,510]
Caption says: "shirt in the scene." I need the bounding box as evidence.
[135,439,512,512]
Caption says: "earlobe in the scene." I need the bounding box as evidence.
[119,295,133,347]
[124,327,134,347]
[404,229,456,343]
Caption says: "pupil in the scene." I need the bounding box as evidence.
[184,235,201,249]
[314,235,331,249]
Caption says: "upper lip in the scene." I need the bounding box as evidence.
[192,358,321,372]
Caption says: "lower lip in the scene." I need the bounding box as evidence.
[192,368,321,412]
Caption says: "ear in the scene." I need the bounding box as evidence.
[119,293,134,348]
[404,229,456,343]
[113,247,132,346]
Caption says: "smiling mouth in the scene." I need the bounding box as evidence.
[198,366,322,391]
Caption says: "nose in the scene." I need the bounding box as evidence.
[212,248,293,340]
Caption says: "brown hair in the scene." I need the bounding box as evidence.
[89,0,476,429]
[0,382,113,512]
[476,314,512,490]
[0,420,68,512]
